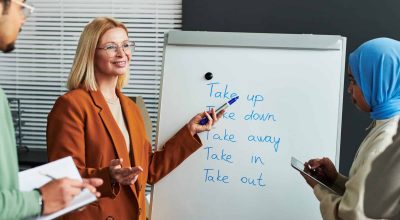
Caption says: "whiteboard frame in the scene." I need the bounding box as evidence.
[166,30,344,51]
[150,30,346,219]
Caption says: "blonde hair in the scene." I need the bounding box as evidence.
[67,17,129,91]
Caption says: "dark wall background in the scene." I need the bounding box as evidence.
[182,0,400,175]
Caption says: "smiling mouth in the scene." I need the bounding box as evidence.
[112,61,126,64]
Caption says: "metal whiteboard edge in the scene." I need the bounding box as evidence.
[165,30,345,50]
[335,37,347,170]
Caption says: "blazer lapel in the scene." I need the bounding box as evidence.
[89,90,132,168]
[118,91,141,168]
[118,91,143,195]
[90,90,139,199]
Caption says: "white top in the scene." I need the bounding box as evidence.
[313,115,400,220]
[107,99,130,153]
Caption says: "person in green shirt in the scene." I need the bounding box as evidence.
[0,1,103,219]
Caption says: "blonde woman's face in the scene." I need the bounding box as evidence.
[94,27,131,78]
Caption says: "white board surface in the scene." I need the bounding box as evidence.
[150,31,346,220]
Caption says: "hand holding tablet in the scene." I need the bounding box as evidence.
[291,156,343,195]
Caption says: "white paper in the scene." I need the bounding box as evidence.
[19,156,97,220]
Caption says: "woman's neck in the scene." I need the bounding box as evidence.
[95,73,118,99]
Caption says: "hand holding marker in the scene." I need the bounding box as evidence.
[199,96,239,125]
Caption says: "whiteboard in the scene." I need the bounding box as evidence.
[150,31,346,220]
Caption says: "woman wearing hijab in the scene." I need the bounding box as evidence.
[298,38,400,220]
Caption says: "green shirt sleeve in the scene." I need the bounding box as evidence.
[0,88,41,219]
[0,190,41,219]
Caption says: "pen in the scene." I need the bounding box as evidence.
[39,171,57,180]
[308,164,317,174]
[199,96,239,125]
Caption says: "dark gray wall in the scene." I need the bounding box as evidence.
[182,0,400,175]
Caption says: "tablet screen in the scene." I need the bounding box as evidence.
[291,156,342,195]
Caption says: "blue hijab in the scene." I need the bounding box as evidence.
[349,38,400,120]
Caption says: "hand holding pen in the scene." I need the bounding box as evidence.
[199,96,239,125]
[186,96,239,136]
[305,157,338,186]
[187,108,225,136]
[39,176,103,215]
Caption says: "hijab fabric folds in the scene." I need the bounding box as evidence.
[349,38,400,120]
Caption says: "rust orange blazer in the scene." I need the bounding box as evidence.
[47,88,202,220]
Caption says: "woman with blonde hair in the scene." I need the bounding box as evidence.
[47,17,223,220]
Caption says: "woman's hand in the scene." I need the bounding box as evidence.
[109,158,143,185]
[187,108,225,136]
[302,157,338,188]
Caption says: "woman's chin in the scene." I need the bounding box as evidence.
[114,70,127,76]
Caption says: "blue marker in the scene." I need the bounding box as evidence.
[199,96,239,125]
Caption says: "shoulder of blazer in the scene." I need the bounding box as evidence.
[52,89,95,112]
[58,88,91,101]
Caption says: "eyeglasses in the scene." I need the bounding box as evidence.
[96,41,135,57]
[12,0,35,18]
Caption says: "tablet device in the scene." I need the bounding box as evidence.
[291,156,343,195]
